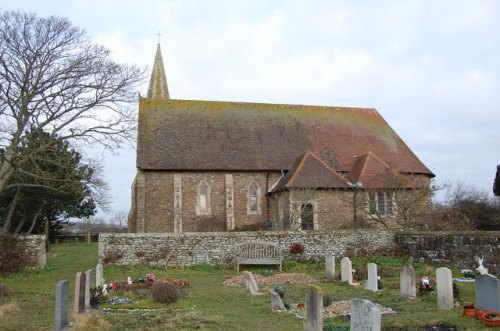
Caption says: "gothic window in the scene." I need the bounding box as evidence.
[247,181,261,214]
[196,180,211,215]
[368,191,395,216]
[300,204,314,230]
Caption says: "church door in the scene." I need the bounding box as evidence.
[301,204,314,230]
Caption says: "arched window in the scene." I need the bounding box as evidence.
[196,180,211,215]
[247,181,261,214]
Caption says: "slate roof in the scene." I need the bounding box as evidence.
[271,150,349,191]
[137,98,433,180]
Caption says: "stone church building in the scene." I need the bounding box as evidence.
[128,45,434,233]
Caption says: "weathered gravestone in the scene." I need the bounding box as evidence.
[73,272,86,314]
[350,298,381,331]
[475,274,500,313]
[325,254,335,281]
[96,263,104,288]
[436,267,453,310]
[270,291,286,311]
[84,269,93,311]
[400,264,416,298]
[305,285,323,331]
[54,280,69,331]
[243,271,262,296]
[366,263,378,292]
[341,257,352,284]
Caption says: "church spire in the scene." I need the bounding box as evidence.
[147,44,170,99]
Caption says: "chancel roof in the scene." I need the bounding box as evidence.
[137,98,433,181]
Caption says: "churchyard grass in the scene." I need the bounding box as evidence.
[0,242,493,330]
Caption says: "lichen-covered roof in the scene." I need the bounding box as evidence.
[272,150,349,191]
[137,98,433,176]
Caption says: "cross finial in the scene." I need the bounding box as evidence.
[157,31,162,44]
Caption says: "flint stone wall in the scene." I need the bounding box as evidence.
[395,231,500,275]
[0,235,46,270]
[99,230,396,266]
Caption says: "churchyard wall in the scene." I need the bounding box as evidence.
[395,231,500,275]
[99,230,396,266]
[0,235,46,271]
[100,230,500,275]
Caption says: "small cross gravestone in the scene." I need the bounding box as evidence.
[366,263,379,292]
[475,274,500,313]
[243,271,262,296]
[325,254,335,281]
[400,264,416,298]
[54,280,69,331]
[96,263,104,288]
[350,298,381,331]
[436,267,453,310]
[305,285,323,331]
[341,257,352,284]
[270,291,286,311]
[73,272,86,314]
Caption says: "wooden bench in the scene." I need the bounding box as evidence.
[235,241,283,272]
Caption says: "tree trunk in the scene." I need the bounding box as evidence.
[1,187,21,234]
[26,208,43,234]
[14,213,27,234]
[0,158,15,195]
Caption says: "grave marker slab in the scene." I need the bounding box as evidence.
[341,257,352,284]
[270,291,286,311]
[243,271,262,296]
[475,274,500,313]
[366,263,379,292]
[325,254,335,281]
[350,298,381,331]
[84,269,93,311]
[73,272,86,314]
[54,280,69,331]
[96,263,104,288]
[305,285,323,331]
[436,267,453,310]
[400,264,416,298]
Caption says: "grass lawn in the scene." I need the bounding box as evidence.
[0,242,493,330]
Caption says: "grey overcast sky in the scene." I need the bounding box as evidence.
[2,0,499,219]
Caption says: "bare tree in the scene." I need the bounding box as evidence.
[0,11,145,195]
[109,210,128,230]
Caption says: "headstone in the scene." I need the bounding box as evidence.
[325,254,335,281]
[341,257,352,284]
[350,298,381,331]
[96,263,104,288]
[305,285,323,331]
[270,291,286,311]
[54,280,69,331]
[475,274,500,313]
[243,271,262,296]
[84,269,93,311]
[366,263,378,292]
[73,272,86,314]
[400,264,416,298]
[436,267,453,310]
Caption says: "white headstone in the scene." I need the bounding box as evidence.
[325,254,335,281]
[270,291,286,311]
[350,298,381,331]
[305,285,323,331]
[96,263,104,288]
[400,264,416,298]
[366,263,379,292]
[341,257,352,284]
[436,267,453,310]
[243,271,262,296]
